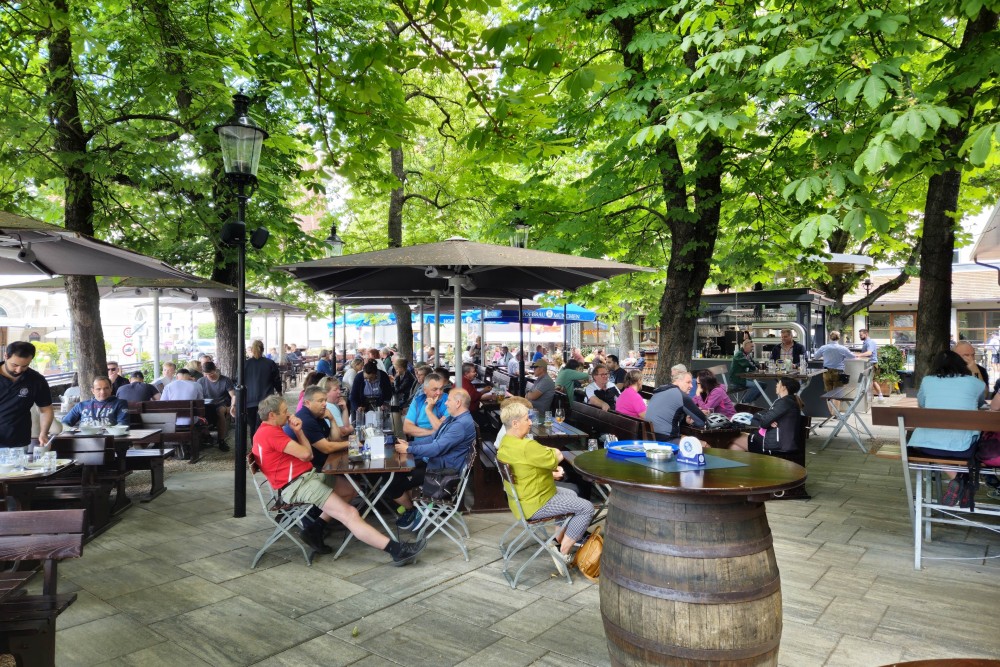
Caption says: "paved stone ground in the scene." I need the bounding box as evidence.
[32,397,1000,666]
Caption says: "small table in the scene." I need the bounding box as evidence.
[321,446,414,559]
[0,460,79,511]
[739,369,823,407]
[572,448,805,667]
[531,420,587,450]
[54,429,163,511]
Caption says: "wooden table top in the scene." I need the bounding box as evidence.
[739,369,823,381]
[321,446,414,474]
[571,448,806,496]
[532,421,587,440]
[56,428,162,442]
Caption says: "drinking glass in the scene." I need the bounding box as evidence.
[544,411,553,425]
[587,439,599,451]
[554,408,565,423]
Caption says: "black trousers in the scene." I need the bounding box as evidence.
[383,460,427,502]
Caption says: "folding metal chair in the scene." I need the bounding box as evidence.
[414,442,477,561]
[497,461,573,589]
[246,453,313,568]
[820,365,875,452]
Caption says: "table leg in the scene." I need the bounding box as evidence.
[753,379,774,407]
[333,472,398,560]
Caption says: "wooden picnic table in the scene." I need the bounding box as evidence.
[54,429,164,511]
[0,460,80,511]
[531,420,587,450]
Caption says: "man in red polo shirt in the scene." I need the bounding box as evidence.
[460,363,496,432]
[252,394,425,565]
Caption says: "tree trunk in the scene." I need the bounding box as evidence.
[618,310,634,358]
[211,258,240,379]
[388,146,414,360]
[48,0,106,399]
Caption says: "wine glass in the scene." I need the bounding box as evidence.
[554,408,565,423]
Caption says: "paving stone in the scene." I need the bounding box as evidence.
[454,635,548,667]
[56,589,119,630]
[297,589,403,633]
[177,545,288,583]
[824,635,904,667]
[109,574,236,624]
[490,597,580,641]
[251,633,371,666]
[530,607,610,667]
[98,641,212,666]
[55,613,166,666]
[70,557,191,599]
[221,562,366,617]
[777,621,841,666]
[418,577,540,627]
[815,596,888,639]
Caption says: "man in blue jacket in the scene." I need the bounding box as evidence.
[389,388,475,531]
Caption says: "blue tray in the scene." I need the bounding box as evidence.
[607,440,678,458]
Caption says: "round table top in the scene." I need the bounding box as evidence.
[571,448,806,496]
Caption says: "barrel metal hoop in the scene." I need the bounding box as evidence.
[602,559,781,603]
[606,523,774,558]
[604,614,781,661]
[610,493,764,523]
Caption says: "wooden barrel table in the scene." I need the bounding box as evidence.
[572,448,805,667]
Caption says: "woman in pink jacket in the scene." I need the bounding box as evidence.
[692,369,735,418]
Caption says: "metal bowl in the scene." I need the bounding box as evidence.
[645,448,674,462]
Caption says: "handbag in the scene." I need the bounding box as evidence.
[572,525,603,582]
[421,467,462,500]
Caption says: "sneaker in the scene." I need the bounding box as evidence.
[218,440,231,452]
[298,523,332,555]
[391,538,426,566]
[941,478,961,506]
[988,487,1000,500]
[396,507,425,531]
[547,544,571,575]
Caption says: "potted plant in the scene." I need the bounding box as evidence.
[874,344,903,396]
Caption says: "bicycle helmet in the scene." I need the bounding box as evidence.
[705,413,731,429]
[730,412,755,426]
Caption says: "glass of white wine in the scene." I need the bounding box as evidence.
[554,408,565,423]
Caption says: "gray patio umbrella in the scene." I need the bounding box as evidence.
[0,212,189,279]
[280,236,651,385]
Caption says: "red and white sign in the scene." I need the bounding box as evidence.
[121,342,135,357]
[123,326,133,338]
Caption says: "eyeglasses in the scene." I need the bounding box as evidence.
[107,367,118,371]
[595,372,609,377]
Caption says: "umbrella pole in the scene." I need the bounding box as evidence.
[564,303,568,364]
[479,314,485,364]
[434,294,440,365]
[419,301,425,363]
[518,298,525,397]
[152,289,160,381]
[452,280,462,371]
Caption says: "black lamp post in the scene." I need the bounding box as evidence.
[215,91,268,518]
[326,223,345,369]
[509,204,530,248]
[862,277,873,296]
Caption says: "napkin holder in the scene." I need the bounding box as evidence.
[676,436,706,466]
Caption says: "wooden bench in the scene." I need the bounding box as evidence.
[734,403,811,499]
[134,400,205,463]
[0,509,85,666]
[35,436,123,537]
[566,400,654,442]
[871,403,1000,569]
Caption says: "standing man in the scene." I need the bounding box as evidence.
[585,364,621,412]
[106,361,129,394]
[0,342,53,447]
[857,329,878,365]
[198,361,235,452]
[245,339,282,436]
[116,371,160,402]
[814,331,857,391]
[769,329,807,367]
[62,377,129,427]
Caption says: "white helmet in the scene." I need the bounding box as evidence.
[730,412,755,426]
[706,413,731,429]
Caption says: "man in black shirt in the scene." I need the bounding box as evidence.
[116,371,160,402]
[106,361,129,394]
[246,339,281,434]
[0,341,54,446]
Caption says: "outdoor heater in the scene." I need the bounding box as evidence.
[215,91,268,518]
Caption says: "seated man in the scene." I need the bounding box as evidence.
[160,368,205,401]
[62,377,129,427]
[403,372,448,438]
[198,361,235,452]
[525,359,556,415]
[151,361,176,392]
[252,394,424,564]
[315,350,334,377]
[460,363,495,431]
[389,389,476,530]
[606,355,627,390]
[585,364,621,412]
[729,339,763,404]
[646,369,706,440]
[116,370,160,402]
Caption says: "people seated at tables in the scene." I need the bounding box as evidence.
[392,358,418,437]
[606,355,626,390]
[62,377,129,427]
[286,344,303,365]
[623,350,638,368]
[252,394,425,564]
[555,359,590,403]
[434,366,454,391]
[318,376,353,440]
[342,358,363,393]
[729,339,763,404]
[585,364,621,412]
[198,362,235,452]
[460,362,495,419]
[267,347,278,361]
[531,345,545,363]
[953,341,990,401]
[498,345,513,366]
[116,370,160,402]
[769,328,807,366]
[185,359,204,381]
[497,399,593,566]
[297,371,328,411]
[159,368,205,401]
[389,388,476,531]
[404,372,448,437]
[645,369,706,440]
[728,377,803,454]
[615,370,647,419]
[908,350,988,465]
[672,363,697,398]
[151,361,176,392]
[814,330,857,391]
[525,360,556,415]
[633,351,646,370]
[693,369,736,418]
[507,350,522,378]
[106,361,129,394]
[316,350,334,377]
[380,347,394,375]
[349,360,393,414]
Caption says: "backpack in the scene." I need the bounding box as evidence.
[976,432,1000,467]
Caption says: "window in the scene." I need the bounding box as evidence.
[868,312,915,344]
[958,310,1000,344]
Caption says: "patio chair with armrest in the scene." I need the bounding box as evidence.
[497,461,574,589]
[246,453,314,568]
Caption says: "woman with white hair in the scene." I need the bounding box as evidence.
[497,399,593,564]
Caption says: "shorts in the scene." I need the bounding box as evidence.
[822,368,845,391]
[747,432,771,454]
[281,470,335,508]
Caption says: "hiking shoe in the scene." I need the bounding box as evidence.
[396,507,424,531]
[941,479,961,506]
[298,524,332,555]
[391,538,426,566]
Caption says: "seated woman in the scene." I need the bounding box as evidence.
[615,370,647,419]
[693,369,735,418]
[729,376,803,455]
[497,399,593,565]
[908,349,985,461]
